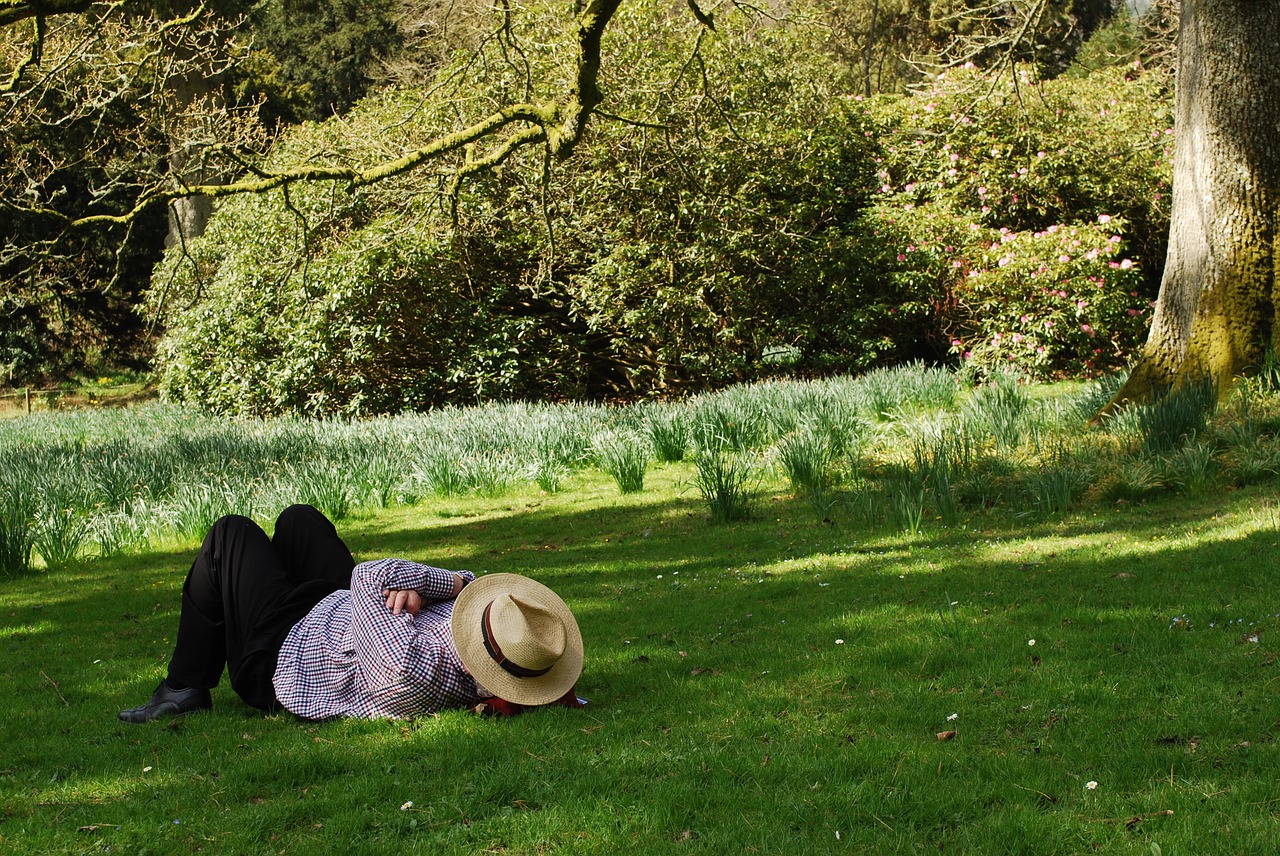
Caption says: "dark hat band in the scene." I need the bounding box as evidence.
[481,602,555,679]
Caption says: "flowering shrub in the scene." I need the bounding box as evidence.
[863,61,1172,378]
[892,207,1150,376]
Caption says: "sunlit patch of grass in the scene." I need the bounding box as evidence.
[4,478,1280,852]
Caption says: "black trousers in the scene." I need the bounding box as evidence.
[166,504,355,711]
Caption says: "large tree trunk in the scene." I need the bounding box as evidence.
[1109,0,1280,407]
[164,73,223,248]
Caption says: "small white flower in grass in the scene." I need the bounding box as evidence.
[401,801,414,811]
[835,639,845,645]
[1028,639,1036,646]
[947,713,958,721]
[656,575,663,579]
[142,766,153,773]
[1086,781,1098,790]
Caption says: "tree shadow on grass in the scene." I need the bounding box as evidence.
[3,483,1280,851]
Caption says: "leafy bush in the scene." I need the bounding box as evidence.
[865,61,1172,378]
[148,2,922,415]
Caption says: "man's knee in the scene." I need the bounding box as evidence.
[275,504,328,533]
[205,514,257,544]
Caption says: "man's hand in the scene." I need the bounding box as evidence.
[383,588,423,616]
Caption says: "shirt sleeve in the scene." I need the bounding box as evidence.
[348,558,475,699]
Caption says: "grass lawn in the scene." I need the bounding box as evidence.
[3,464,1279,854]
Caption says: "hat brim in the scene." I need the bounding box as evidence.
[452,573,583,707]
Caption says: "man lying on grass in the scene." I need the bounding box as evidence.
[119,504,583,723]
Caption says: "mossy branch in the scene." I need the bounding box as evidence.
[7,0,623,235]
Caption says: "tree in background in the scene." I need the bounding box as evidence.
[239,0,403,125]
[1109,0,1280,405]
[0,4,258,381]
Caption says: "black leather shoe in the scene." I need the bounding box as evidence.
[119,680,212,723]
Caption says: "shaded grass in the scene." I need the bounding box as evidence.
[3,467,1280,853]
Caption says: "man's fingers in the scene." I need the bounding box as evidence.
[383,588,422,616]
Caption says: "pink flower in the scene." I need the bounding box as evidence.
[1020,315,1030,323]
[1120,259,1134,270]
[978,186,988,197]
[1044,320,1054,328]
[1013,334,1024,343]
[1081,324,1094,335]
[1097,214,1112,224]
[1058,254,1071,263]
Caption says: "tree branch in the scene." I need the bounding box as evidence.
[4,0,624,237]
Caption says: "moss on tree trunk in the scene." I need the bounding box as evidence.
[1106,0,1279,411]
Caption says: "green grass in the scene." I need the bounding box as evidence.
[4,467,1280,854]
[4,370,1280,852]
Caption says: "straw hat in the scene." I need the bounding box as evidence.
[451,573,583,706]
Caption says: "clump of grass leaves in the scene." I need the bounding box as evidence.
[593,429,649,494]
[0,485,36,575]
[1138,376,1218,456]
[694,450,754,523]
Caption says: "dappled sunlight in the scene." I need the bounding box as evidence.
[0,620,56,641]
[4,378,1280,853]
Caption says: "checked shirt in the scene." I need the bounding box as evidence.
[273,559,480,719]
